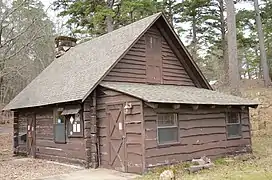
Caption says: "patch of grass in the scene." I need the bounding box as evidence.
[214,158,229,165]
[138,136,272,180]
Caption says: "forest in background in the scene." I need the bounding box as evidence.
[1,0,272,105]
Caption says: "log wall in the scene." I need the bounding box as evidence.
[14,111,28,154]
[143,105,251,170]
[83,91,98,168]
[35,107,86,166]
[96,87,144,173]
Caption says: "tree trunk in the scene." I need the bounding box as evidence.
[219,0,228,84]
[254,0,271,86]
[245,51,252,79]
[225,0,240,95]
[106,0,114,33]
[191,14,197,62]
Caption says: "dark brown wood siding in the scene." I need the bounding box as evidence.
[103,25,195,86]
[143,105,251,169]
[103,36,146,83]
[96,87,144,173]
[14,104,86,166]
[35,107,86,165]
[14,111,28,154]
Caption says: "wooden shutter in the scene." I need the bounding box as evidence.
[145,35,162,84]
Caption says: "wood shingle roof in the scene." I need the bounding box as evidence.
[100,82,258,106]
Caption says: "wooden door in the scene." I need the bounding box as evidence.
[27,113,36,157]
[107,104,126,172]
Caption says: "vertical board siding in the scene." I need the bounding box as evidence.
[103,25,196,86]
[143,105,251,169]
[96,87,144,173]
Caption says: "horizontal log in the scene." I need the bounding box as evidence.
[36,153,86,167]
[36,139,84,151]
[146,141,227,158]
[36,146,86,160]
[180,127,226,137]
[179,118,225,129]
[127,144,142,156]
[107,71,146,79]
[181,134,226,145]
[114,62,146,70]
[127,133,142,144]
[179,113,226,121]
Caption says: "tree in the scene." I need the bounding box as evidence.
[175,0,210,63]
[225,0,240,94]
[198,0,228,84]
[53,0,159,37]
[0,0,54,104]
[253,0,271,86]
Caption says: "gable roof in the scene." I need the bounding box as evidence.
[100,82,258,106]
[4,13,211,110]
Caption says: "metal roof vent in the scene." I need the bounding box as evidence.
[55,36,77,58]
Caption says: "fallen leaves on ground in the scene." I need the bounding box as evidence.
[0,124,80,180]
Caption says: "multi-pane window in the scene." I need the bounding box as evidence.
[157,113,179,144]
[226,112,241,138]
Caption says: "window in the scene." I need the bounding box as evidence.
[226,112,241,138]
[67,113,83,137]
[157,113,179,144]
[53,108,66,143]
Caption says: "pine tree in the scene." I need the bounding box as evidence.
[225,0,240,95]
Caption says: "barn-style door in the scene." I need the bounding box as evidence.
[27,113,36,157]
[106,104,126,172]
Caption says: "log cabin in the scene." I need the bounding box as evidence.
[4,13,258,174]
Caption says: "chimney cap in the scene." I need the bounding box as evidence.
[55,36,77,43]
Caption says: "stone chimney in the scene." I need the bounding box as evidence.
[55,36,77,58]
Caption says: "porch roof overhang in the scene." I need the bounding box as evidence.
[100,82,259,107]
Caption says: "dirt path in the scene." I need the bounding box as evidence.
[0,125,12,134]
[34,169,139,180]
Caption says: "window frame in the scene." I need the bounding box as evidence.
[157,113,179,145]
[226,111,242,139]
[66,112,84,138]
[53,107,66,144]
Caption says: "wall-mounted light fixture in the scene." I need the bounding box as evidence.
[124,102,132,115]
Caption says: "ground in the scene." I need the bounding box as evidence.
[0,124,138,180]
[139,136,272,180]
[0,124,81,180]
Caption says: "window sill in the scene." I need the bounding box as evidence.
[227,136,242,140]
[54,141,67,144]
[157,141,181,148]
[68,135,84,138]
